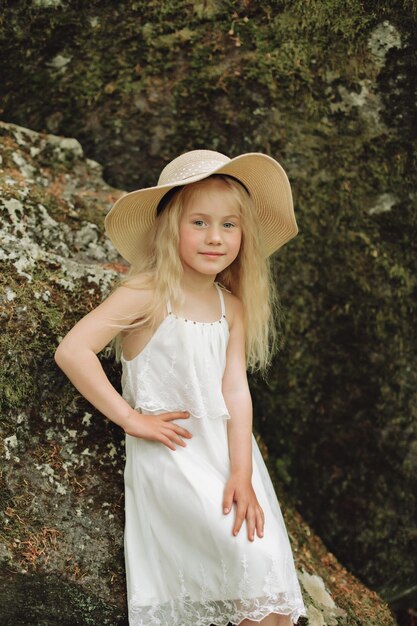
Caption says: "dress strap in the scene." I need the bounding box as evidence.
[214,282,226,318]
[166,299,172,315]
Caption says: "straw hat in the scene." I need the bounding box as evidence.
[104,149,298,265]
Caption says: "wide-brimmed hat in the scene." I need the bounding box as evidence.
[104,149,298,265]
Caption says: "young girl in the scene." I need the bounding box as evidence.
[54,149,307,626]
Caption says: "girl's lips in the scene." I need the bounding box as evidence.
[199,252,225,256]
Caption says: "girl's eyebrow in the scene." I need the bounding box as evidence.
[189,212,240,220]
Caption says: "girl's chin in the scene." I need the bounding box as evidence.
[185,268,220,278]
[181,258,230,275]
[181,263,223,278]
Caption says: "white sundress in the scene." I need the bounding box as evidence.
[121,283,307,626]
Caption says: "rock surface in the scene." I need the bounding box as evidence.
[1,5,416,608]
[0,121,397,624]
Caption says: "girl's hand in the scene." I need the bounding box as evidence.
[123,409,192,450]
[222,474,265,541]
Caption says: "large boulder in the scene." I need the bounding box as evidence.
[1,4,415,610]
[0,121,397,625]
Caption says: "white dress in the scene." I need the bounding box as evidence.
[121,283,306,626]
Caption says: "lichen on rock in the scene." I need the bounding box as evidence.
[1,121,127,620]
[0,121,119,292]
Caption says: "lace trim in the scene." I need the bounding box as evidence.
[128,555,306,625]
[128,594,306,625]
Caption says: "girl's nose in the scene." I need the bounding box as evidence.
[205,226,222,244]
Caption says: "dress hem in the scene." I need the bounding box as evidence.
[128,595,307,626]
[129,608,307,626]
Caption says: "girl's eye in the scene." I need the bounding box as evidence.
[193,220,206,227]
[223,222,235,229]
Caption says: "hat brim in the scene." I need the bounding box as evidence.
[104,153,297,265]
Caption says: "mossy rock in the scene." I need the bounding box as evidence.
[0,121,397,624]
[1,10,415,601]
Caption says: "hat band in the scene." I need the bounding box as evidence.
[156,186,184,216]
[156,174,251,217]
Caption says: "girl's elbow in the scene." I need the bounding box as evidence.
[54,340,78,369]
[54,340,96,369]
[54,341,68,368]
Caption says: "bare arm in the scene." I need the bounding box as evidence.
[54,282,149,429]
[222,298,253,479]
[221,297,264,541]
[54,279,192,449]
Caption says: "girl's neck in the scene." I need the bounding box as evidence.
[180,273,216,294]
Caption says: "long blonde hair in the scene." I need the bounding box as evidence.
[108,174,280,372]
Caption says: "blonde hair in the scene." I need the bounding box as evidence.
[107,175,280,372]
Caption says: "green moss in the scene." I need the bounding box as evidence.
[0,570,126,626]
[1,0,416,618]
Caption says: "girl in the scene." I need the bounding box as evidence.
[54,149,307,626]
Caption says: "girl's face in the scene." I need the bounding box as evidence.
[178,179,242,278]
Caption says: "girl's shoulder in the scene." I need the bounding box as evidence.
[216,283,243,325]
[105,272,154,318]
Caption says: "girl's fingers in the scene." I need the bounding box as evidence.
[222,484,234,515]
[161,427,187,448]
[233,503,247,536]
[246,508,257,541]
[160,434,176,451]
[171,425,193,438]
[130,413,191,448]
[163,411,190,420]
[169,436,186,448]
[172,433,187,447]
[256,507,264,538]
